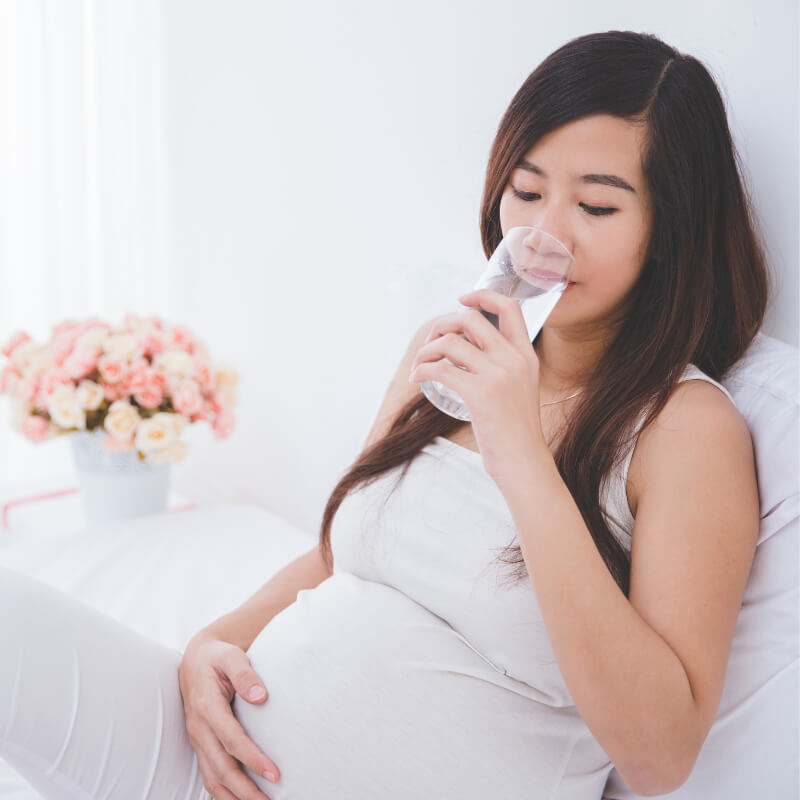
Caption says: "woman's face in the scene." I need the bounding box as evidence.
[498,114,652,334]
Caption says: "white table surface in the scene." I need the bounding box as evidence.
[0,474,194,542]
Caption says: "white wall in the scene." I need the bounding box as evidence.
[160,0,799,536]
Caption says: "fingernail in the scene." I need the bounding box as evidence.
[263,770,277,783]
[247,685,266,701]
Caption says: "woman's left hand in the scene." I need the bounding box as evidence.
[408,289,549,490]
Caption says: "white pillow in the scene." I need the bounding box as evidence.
[604,333,800,799]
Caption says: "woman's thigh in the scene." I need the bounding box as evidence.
[0,565,206,799]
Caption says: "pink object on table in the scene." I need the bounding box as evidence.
[2,487,196,531]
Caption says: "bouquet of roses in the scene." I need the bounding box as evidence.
[0,314,238,464]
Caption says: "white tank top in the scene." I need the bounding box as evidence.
[236,364,734,799]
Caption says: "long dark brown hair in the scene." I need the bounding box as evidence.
[318,31,768,596]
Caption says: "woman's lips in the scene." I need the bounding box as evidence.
[522,267,564,282]
[519,267,577,290]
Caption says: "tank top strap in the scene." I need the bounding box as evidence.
[600,363,735,551]
[679,363,735,404]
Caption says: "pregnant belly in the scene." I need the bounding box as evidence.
[232,571,608,800]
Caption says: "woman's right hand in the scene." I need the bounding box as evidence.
[179,632,280,800]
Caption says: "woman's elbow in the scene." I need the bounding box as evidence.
[619,752,696,797]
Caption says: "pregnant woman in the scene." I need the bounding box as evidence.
[1,30,766,800]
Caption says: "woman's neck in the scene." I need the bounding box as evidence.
[534,326,611,394]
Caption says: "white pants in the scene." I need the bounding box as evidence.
[0,565,207,799]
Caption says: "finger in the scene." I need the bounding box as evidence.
[221,650,269,705]
[214,644,266,704]
[411,332,490,374]
[423,310,482,342]
[409,356,472,395]
[458,290,531,348]
[425,310,505,354]
[197,726,275,799]
[207,691,281,783]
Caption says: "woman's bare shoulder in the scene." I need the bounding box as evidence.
[627,378,753,517]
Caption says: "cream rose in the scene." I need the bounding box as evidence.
[10,340,43,371]
[156,411,187,438]
[74,328,109,352]
[214,365,239,389]
[216,386,238,407]
[135,414,177,453]
[76,380,104,411]
[104,400,140,441]
[154,349,196,381]
[146,439,188,465]
[47,385,86,430]
[103,332,140,361]
[29,350,54,376]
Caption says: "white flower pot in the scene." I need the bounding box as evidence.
[69,430,170,524]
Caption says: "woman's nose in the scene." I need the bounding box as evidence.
[525,204,573,255]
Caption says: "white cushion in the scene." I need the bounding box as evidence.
[604,333,800,799]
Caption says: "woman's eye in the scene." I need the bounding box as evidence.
[580,203,617,216]
[511,187,539,201]
[511,187,616,217]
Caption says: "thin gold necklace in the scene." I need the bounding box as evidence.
[539,388,584,407]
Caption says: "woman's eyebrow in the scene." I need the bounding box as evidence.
[517,159,637,193]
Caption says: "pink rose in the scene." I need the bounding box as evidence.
[134,383,163,410]
[138,333,166,357]
[33,368,71,412]
[15,374,38,404]
[151,368,170,392]
[0,365,20,395]
[1,331,31,358]
[100,382,129,403]
[194,359,215,390]
[51,335,78,366]
[173,379,203,416]
[125,358,150,391]
[212,405,235,439]
[63,348,100,380]
[169,325,195,352]
[97,355,127,384]
[209,390,230,414]
[188,340,210,360]
[21,415,50,443]
[51,320,80,338]
[192,399,214,422]
[40,368,71,394]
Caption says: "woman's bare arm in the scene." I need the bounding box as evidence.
[499,380,758,796]
[198,545,333,651]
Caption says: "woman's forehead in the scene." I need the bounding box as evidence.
[518,115,647,191]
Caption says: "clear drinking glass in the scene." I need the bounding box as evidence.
[420,226,575,421]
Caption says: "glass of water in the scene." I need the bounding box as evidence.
[420,226,575,421]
